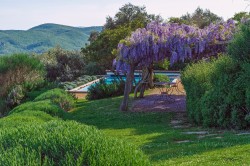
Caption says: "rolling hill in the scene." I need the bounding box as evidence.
[0,23,102,55]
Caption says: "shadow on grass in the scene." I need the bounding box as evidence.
[67,96,250,164]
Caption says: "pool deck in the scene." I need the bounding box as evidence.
[68,70,181,99]
[68,78,102,99]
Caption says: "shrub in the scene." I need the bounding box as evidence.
[34,88,75,111]
[9,100,66,118]
[182,23,250,128]
[181,59,215,124]
[0,99,9,117]
[0,54,45,98]
[25,82,59,101]
[86,79,125,100]
[153,74,170,82]
[154,59,170,70]
[84,62,105,75]
[200,56,245,128]
[42,47,85,82]
[227,22,250,63]
[5,85,25,108]
[0,111,55,128]
[0,120,150,166]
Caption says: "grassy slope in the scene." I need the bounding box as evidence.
[0,23,102,55]
[68,95,250,165]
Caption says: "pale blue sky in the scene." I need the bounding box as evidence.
[0,0,249,30]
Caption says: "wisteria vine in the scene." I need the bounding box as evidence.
[115,20,236,72]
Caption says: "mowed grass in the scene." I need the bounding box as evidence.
[68,96,250,165]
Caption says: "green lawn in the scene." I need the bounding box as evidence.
[68,96,250,165]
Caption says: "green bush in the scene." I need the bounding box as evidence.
[25,82,59,101]
[153,74,170,82]
[182,56,249,128]
[34,88,75,111]
[9,100,66,118]
[0,54,45,98]
[42,47,85,82]
[227,22,250,63]
[200,57,245,128]
[0,99,9,117]
[0,120,150,166]
[0,111,55,128]
[84,62,105,75]
[86,79,125,100]
[182,23,250,128]
[0,54,45,115]
[154,59,170,70]
[5,85,25,108]
[181,59,215,124]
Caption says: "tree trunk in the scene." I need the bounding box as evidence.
[148,66,154,89]
[120,65,134,111]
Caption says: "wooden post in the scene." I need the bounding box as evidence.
[120,65,134,111]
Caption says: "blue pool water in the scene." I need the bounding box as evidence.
[78,72,180,92]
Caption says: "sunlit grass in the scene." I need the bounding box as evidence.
[69,96,250,165]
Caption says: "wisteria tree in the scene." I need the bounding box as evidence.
[114,20,236,111]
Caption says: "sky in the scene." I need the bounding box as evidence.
[0,0,249,30]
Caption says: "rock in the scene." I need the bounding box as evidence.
[182,131,209,135]
[236,132,250,136]
[175,140,192,143]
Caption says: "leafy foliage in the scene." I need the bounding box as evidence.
[86,79,125,100]
[104,3,162,30]
[181,59,215,124]
[9,100,66,118]
[180,7,223,28]
[0,54,45,114]
[41,47,85,82]
[182,23,250,128]
[34,88,75,112]
[227,22,250,62]
[153,74,170,82]
[0,119,150,166]
[81,3,162,74]
[5,85,25,108]
[154,59,170,70]
[0,88,150,165]
[232,12,250,23]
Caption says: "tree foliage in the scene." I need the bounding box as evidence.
[81,3,162,74]
[232,12,250,23]
[169,7,223,28]
[104,3,162,30]
[41,47,85,82]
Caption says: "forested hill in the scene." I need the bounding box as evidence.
[0,23,102,55]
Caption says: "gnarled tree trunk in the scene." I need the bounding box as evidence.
[120,65,135,111]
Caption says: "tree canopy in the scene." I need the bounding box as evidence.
[81,3,162,74]
[168,7,223,28]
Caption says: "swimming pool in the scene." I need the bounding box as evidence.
[75,71,180,92]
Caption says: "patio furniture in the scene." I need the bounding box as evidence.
[154,82,175,103]
[167,77,185,95]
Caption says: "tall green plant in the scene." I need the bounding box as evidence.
[228,22,250,62]
[0,54,45,113]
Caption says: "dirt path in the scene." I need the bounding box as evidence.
[131,87,186,113]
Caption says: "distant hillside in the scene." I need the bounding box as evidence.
[0,23,103,55]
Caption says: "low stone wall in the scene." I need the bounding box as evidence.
[70,92,87,99]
